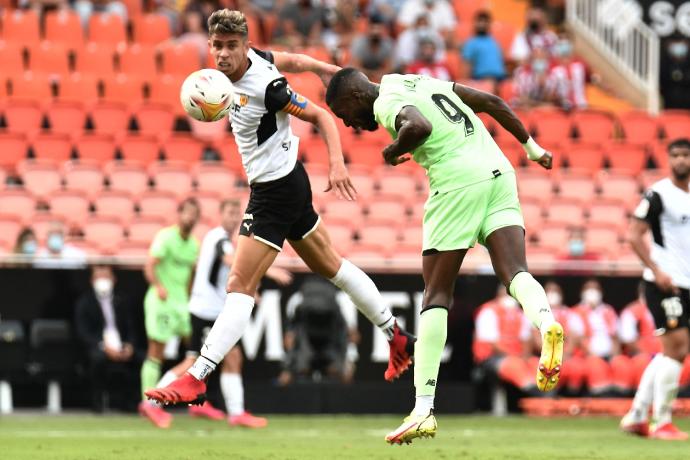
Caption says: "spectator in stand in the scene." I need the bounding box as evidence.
[394,13,445,73]
[74,265,141,412]
[512,47,565,108]
[555,226,603,276]
[405,35,453,81]
[274,0,325,48]
[397,0,457,45]
[461,10,506,87]
[21,0,69,18]
[549,32,603,110]
[322,0,359,59]
[509,6,557,63]
[367,0,406,25]
[349,13,393,82]
[660,37,690,109]
[176,10,210,68]
[13,227,38,257]
[570,279,633,395]
[243,0,284,43]
[74,0,128,29]
[473,285,539,394]
[34,221,87,269]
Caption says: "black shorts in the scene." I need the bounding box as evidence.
[644,280,690,334]
[188,314,214,357]
[239,161,320,251]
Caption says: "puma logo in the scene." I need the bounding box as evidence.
[426,379,436,387]
[243,222,251,231]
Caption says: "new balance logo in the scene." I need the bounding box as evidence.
[425,379,436,387]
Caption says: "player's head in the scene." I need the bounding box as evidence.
[326,67,379,131]
[178,197,201,233]
[220,198,241,233]
[208,9,250,81]
[667,138,690,181]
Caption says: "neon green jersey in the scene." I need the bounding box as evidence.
[373,74,513,194]
[148,225,199,301]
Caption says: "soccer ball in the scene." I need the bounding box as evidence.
[180,69,235,122]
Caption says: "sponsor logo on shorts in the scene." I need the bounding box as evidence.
[243,213,253,220]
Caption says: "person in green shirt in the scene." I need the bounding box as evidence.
[138,198,201,427]
[326,69,564,444]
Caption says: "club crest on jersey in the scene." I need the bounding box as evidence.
[238,94,249,106]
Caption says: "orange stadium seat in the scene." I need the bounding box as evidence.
[606,144,647,175]
[286,72,324,103]
[128,216,166,244]
[73,43,117,75]
[17,160,62,198]
[546,198,584,226]
[63,161,104,198]
[134,103,174,139]
[491,21,517,54]
[0,214,22,248]
[321,200,365,228]
[453,0,488,22]
[376,172,420,198]
[4,101,43,135]
[0,189,36,221]
[192,191,221,222]
[366,198,408,226]
[28,41,70,77]
[521,200,543,228]
[162,135,204,164]
[587,199,628,228]
[148,74,186,114]
[106,162,150,195]
[46,101,87,137]
[572,110,615,143]
[57,73,99,105]
[119,135,161,165]
[31,133,73,163]
[659,110,690,140]
[0,41,25,75]
[650,143,670,170]
[137,190,178,221]
[150,164,193,199]
[76,134,117,165]
[44,10,84,49]
[1,9,40,46]
[49,190,90,226]
[536,222,570,251]
[356,225,399,252]
[131,14,171,45]
[347,142,386,169]
[400,226,423,246]
[346,167,376,199]
[619,111,659,145]
[584,225,621,256]
[93,190,135,224]
[194,163,238,194]
[159,42,201,76]
[101,74,146,105]
[88,13,127,47]
[565,145,605,172]
[557,173,596,202]
[325,223,355,254]
[118,44,158,77]
[8,73,53,102]
[598,173,641,204]
[30,212,64,243]
[0,133,28,169]
[117,240,149,258]
[531,110,571,144]
[90,102,131,136]
[82,216,125,251]
[516,171,553,203]
[640,169,666,189]
[120,0,143,19]
[347,243,389,260]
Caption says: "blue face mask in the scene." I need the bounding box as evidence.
[555,40,572,57]
[22,240,37,255]
[47,233,64,252]
[532,58,548,74]
[568,239,585,257]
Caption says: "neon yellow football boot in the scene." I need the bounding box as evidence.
[537,322,564,392]
[385,410,437,445]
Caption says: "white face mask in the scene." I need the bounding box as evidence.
[94,278,114,297]
[582,288,602,306]
[500,295,519,309]
[546,291,562,306]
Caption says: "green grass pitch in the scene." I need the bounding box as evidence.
[2,414,689,459]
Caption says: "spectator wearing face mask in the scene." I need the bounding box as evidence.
[274,0,326,48]
[569,279,633,395]
[509,7,558,63]
[74,265,141,412]
[660,38,690,109]
[394,13,445,72]
[34,221,87,269]
[461,10,506,84]
[512,47,566,108]
[397,0,457,45]
[555,226,603,275]
[349,13,394,82]
[405,35,453,81]
[13,227,38,258]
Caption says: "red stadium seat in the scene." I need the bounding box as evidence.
[8,73,53,102]
[101,74,146,105]
[120,0,143,18]
[88,13,127,47]
[521,200,544,228]
[532,110,571,144]
[0,214,23,249]
[452,0,488,23]
[148,74,186,115]
[82,216,125,250]
[162,135,204,164]
[118,44,158,77]
[286,72,324,103]
[28,41,70,77]
[131,14,171,45]
[619,111,659,145]
[399,226,423,246]
[93,190,135,224]
[640,169,666,189]
[356,225,399,252]
[347,243,389,261]
[74,42,116,75]
[347,142,386,168]
[46,102,87,137]
[192,191,221,222]
[565,145,605,172]
[650,143,670,170]
[605,144,647,175]
[0,189,36,221]
[194,163,238,194]
[134,103,174,139]
[117,240,150,258]
[107,162,150,195]
[598,173,641,205]
[57,73,99,105]
[0,133,28,169]
[31,133,73,163]
[128,216,166,244]
[536,222,570,251]
[516,171,553,203]
[17,161,62,198]
[325,222,354,253]
[90,102,130,136]
[346,167,376,199]
[159,42,201,76]
[1,9,40,46]
[584,225,621,255]
[545,198,584,226]
[491,20,517,54]
[49,190,90,226]
[376,172,420,198]
[120,135,160,165]
[4,101,43,135]
[321,200,365,228]
[138,190,178,221]
[587,199,628,229]
[150,163,193,199]
[366,198,408,226]
[556,173,596,202]
[659,110,690,140]
[44,10,84,49]
[63,161,104,198]
[0,42,25,75]
[572,110,615,143]
[76,134,117,165]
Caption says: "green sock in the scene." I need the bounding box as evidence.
[509,271,554,334]
[414,308,448,398]
[141,357,161,400]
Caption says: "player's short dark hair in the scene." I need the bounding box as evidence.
[325,67,360,106]
[220,198,240,212]
[178,197,200,213]
[668,138,690,153]
[208,9,248,38]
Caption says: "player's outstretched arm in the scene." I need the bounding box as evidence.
[381,106,432,166]
[452,83,553,170]
[272,51,341,87]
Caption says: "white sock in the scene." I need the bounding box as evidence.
[220,372,244,416]
[157,370,177,389]
[630,354,662,422]
[413,395,434,416]
[509,271,555,335]
[653,355,682,426]
[188,293,255,381]
[329,259,396,340]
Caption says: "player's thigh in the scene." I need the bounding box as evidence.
[645,283,690,358]
[226,234,279,294]
[289,221,342,279]
[422,248,467,307]
[144,289,176,344]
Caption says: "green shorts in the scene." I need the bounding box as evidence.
[143,288,192,343]
[423,171,524,253]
